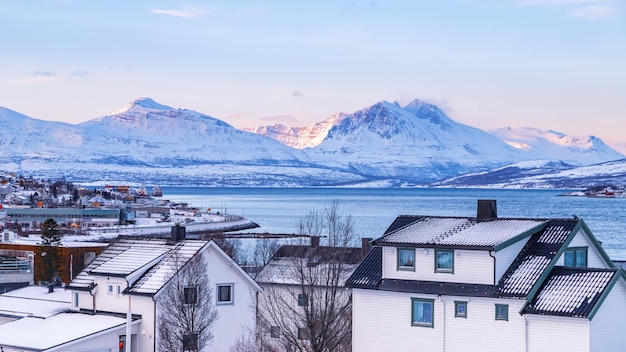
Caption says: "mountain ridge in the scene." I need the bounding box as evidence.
[0,98,623,188]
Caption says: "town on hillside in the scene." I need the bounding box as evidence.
[2,172,626,351]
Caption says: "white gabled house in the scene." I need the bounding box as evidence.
[346,200,626,352]
[62,227,261,352]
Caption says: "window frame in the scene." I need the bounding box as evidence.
[397,248,416,271]
[184,286,198,305]
[495,304,509,321]
[564,247,588,268]
[297,293,308,307]
[182,333,199,351]
[411,298,434,328]
[107,284,114,295]
[216,283,234,305]
[434,249,454,273]
[297,327,309,340]
[270,326,280,338]
[454,301,467,318]
[73,292,79,308]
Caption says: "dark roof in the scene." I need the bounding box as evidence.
[378,279,496,298]
[345,247,382,289]
[522,267,618,318]
[496,219,578,298]
[272,244,369,265]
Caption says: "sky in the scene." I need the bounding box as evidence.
[1,0,625,152]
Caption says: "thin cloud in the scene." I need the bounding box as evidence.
[72,70,90,77]
[567,5,619,18]
[259,114,301,126]
[149,8,205,18]
[292,90,304,98]
[34,70,57,77]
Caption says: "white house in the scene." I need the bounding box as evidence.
[255,237,370,351]
[0,226,261,352]
[346,200,626,352]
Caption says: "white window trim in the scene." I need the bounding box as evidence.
[216,283,234,305]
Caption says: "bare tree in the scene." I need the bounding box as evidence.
[256,200,363,352]
[157,252,218,352]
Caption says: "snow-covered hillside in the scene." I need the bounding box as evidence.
[1,98,623,187]
[490,127,623,166]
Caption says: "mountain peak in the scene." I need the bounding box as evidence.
[107,98,174,116]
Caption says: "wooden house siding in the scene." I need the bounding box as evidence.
[352,289,527,352]
[527,315,589,351]
[589,279,626,351]
[383,247,495,285]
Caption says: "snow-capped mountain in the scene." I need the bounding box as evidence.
[242,112,347,149]
[490,127,623,166]
[1,98,624,187]
[305,99,536,182]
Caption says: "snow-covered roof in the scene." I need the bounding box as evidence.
[523,267,617,318]
[375,216,546,249]
[0,312,130,351]
[0,286,70,319]
[496,219,578,297]
[256,244,369,286]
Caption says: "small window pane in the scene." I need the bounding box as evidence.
[298,327,308,340]
[217,284,232,303]
[184,286,198,305]
[495,304,508,321]
[297,293,308,306]
[454,301,467,318]
[270,326,280,338]
[436,250,453,272]
[412,299,434,327]
[576,250,587,268]
[564,251,575,266]
[398,248,415,269]
[183,333,199,351]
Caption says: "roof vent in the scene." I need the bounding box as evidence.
[477,199,497,221]
[171,224,186,242]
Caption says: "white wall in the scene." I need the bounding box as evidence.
[494,236,530,283]
[60,324,139,352]
[527,315,589,352]
[590,279,626,351]
[382,247,495,285]
[352,289,527,352]
[204,245,258,352]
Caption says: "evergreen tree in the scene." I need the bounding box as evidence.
[39,218,62,283]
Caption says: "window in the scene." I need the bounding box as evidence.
[454,301,467,318]
[184,286,198,305]
[116,285,122,296]
[297,293,308,306]
[411,298,434,327]
[107,284,114,294]
[73,292,79,308]
[297,327,309,340]
[182,333,199,351]
[495,304,508,321]
[270,326,280,338]
[217,284,233,304]
[398,248,415,271]
[564,247,587,268]
[435,249,454,273]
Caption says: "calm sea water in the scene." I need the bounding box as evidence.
[159,187,626,259]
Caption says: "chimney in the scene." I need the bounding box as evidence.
[310,236,320,248]
[171,224,186,241]
[361,237,373,249]
[477,199,497,221]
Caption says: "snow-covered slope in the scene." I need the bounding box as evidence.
[1,98,623,187]
[301,99,531,182]
[243,113,346,149]
[490,127,623,166]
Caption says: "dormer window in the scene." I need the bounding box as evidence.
[397,248,415,271]
[564,247,587,268]
[435,250,454,273]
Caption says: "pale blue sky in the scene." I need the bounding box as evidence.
[1,0,625,151]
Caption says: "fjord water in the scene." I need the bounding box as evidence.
[161,187,626,259]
